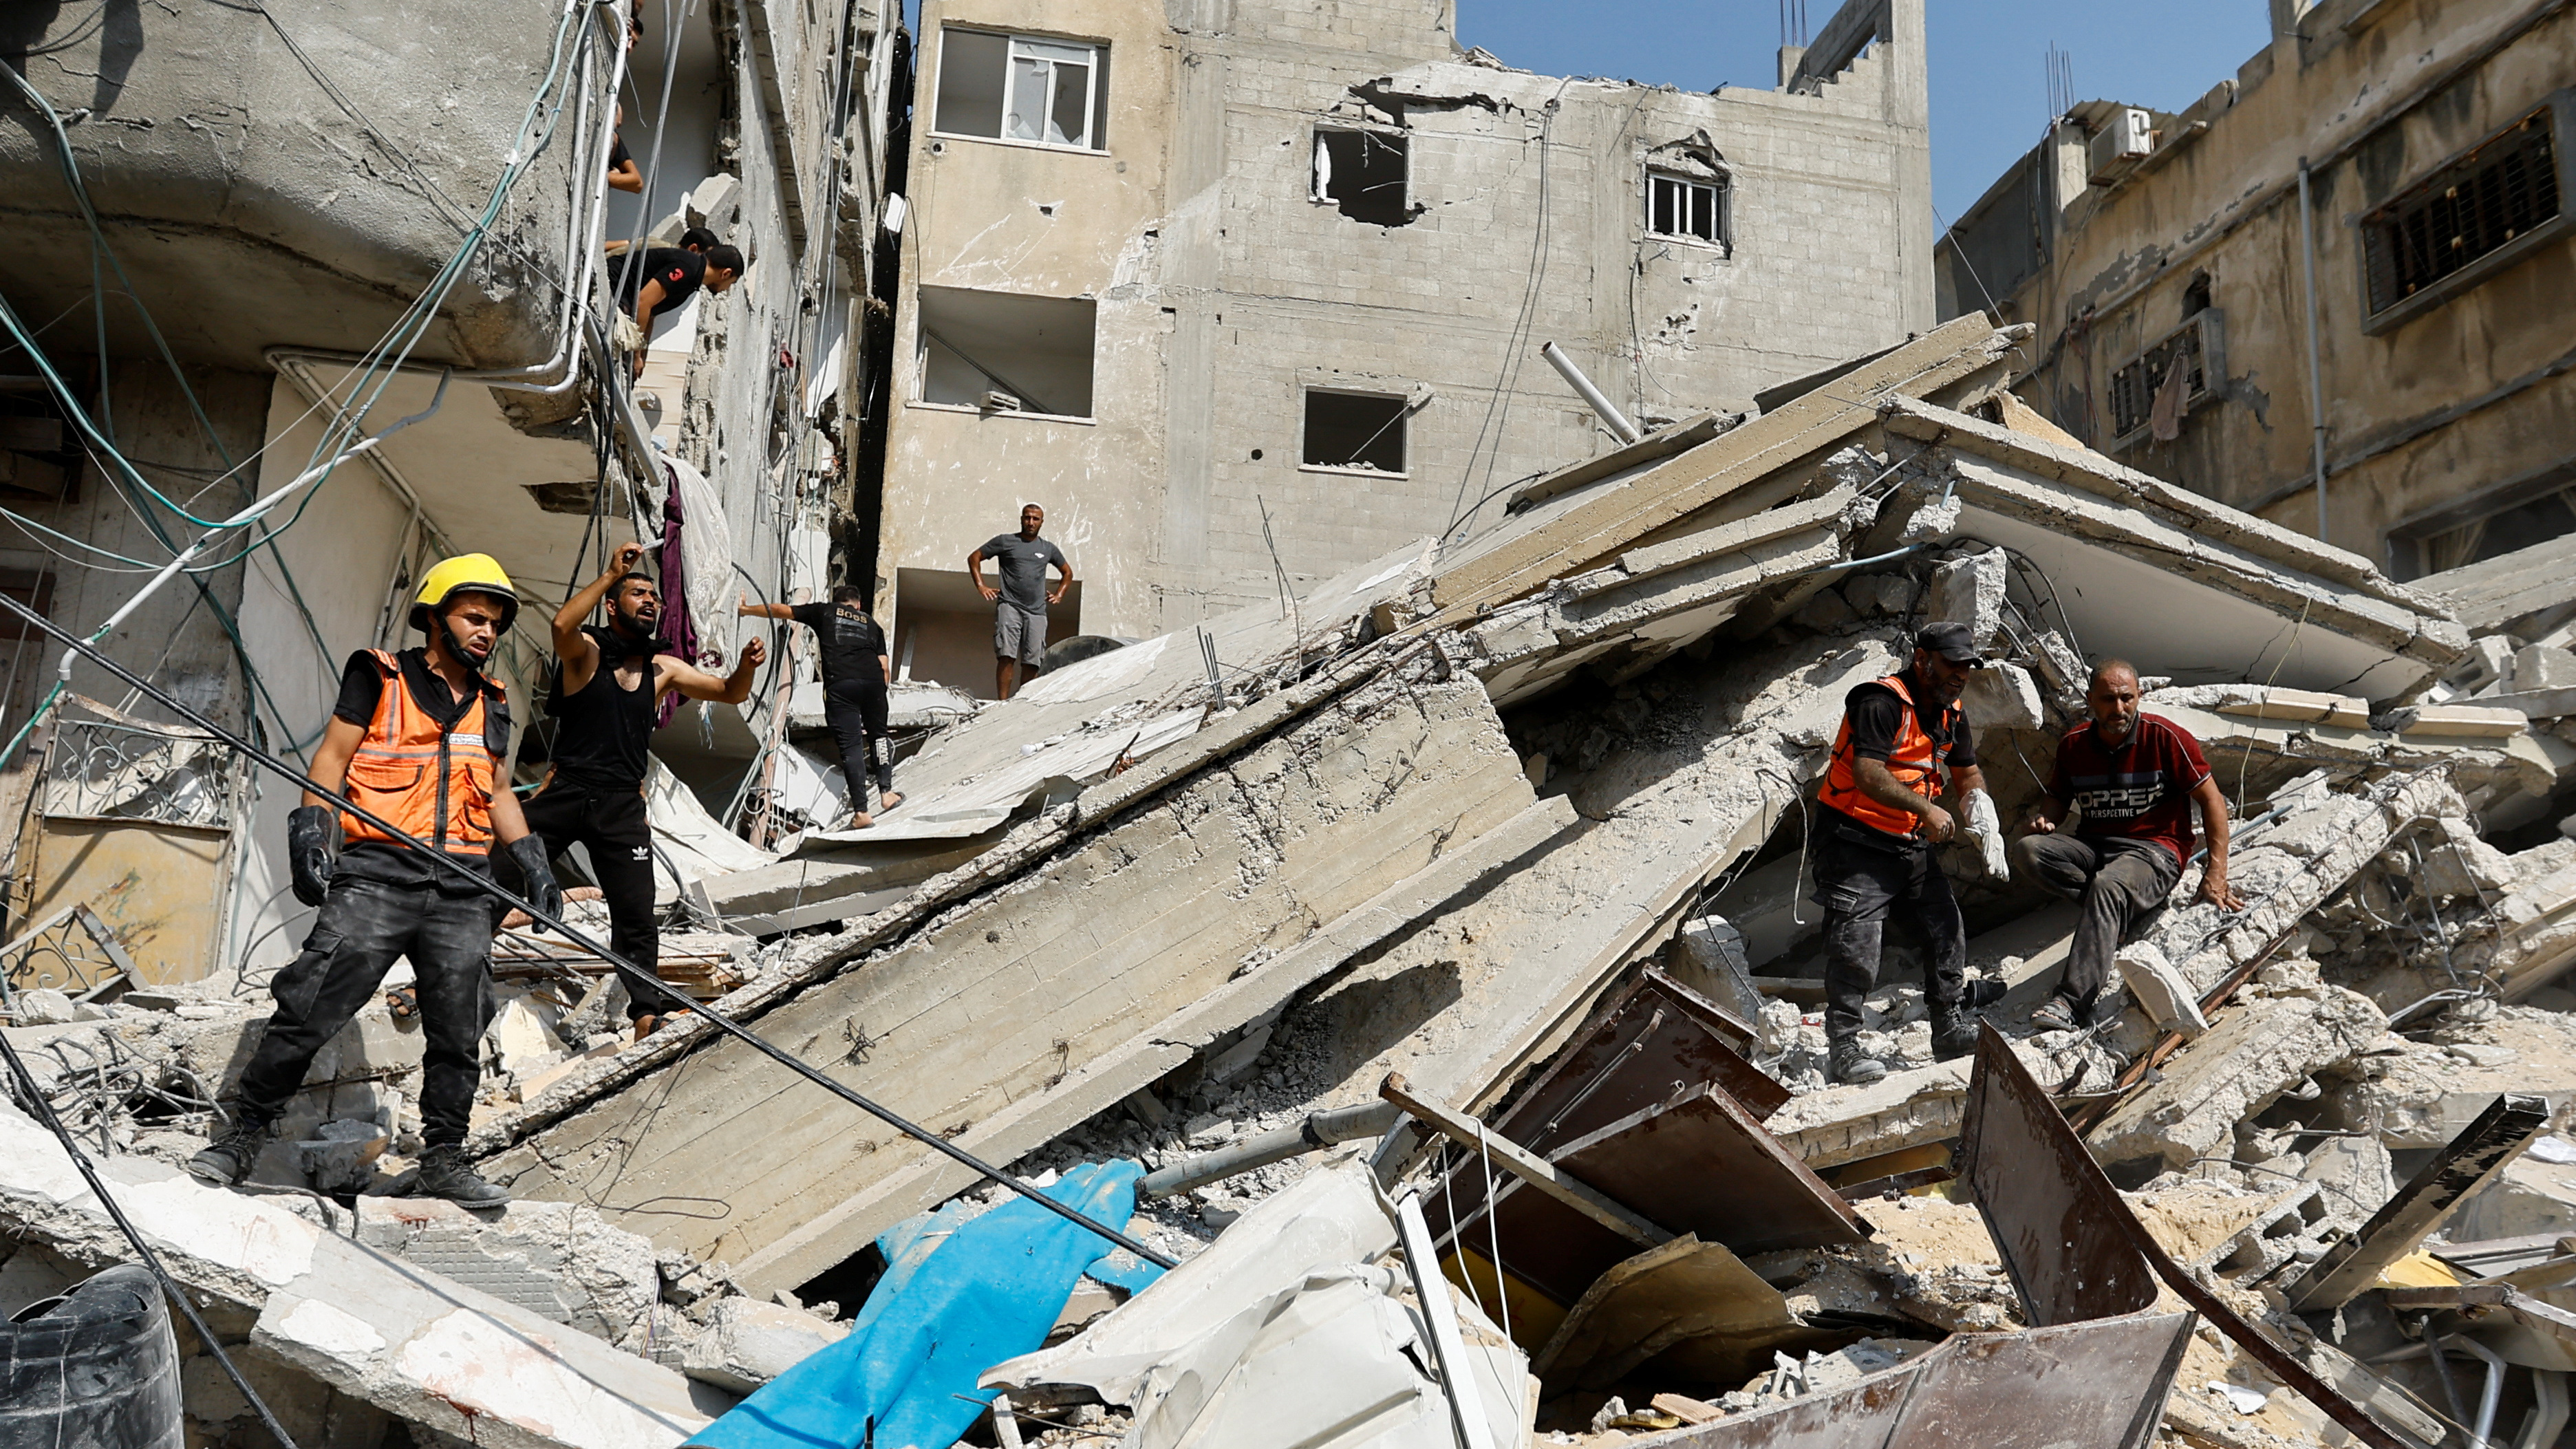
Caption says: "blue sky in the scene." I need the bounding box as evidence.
[1454,0,2274,225]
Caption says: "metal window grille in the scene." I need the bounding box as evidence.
[2363,107,2560,316]
[2106,319,2207,440]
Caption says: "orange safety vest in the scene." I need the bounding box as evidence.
[340,650,507,855]
[1816,673,1957,839]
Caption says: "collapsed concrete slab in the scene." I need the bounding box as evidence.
[0,1099,723,1448]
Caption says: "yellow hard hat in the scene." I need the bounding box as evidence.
[409,553,520,634]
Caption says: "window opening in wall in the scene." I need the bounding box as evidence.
[934,28,1108,151]
[2408,486,2576,577]
[2362,105,2562,318]
[916,286,1097,419]
[2106,312,2219,442]
[1312,129,1410,226]
[0,394,80,502]
[1302,390,1408,474]
[1646,171,1723,243]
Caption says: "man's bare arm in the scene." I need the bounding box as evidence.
[301,716,367,811]
[967,548,996,603]
[489,783,534,846]
[1048,553,1075,606]
[737,593,794,622]
[554,542,643,696]
[657,637,769,705]
[1854,757,1955,841]
[2191,776,2245,910]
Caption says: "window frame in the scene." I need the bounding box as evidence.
[1299,387,1413,477]
[2103,308,2226,451]
[2356,90,2573,337]
[930,26,1110,155]
[1644,170,1726,248]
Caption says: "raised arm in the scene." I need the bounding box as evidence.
[737,592,795,622]
[656,636,769,706]
[554,541,642,695]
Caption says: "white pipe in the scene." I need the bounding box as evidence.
[58,440,380,684]
[2454,1335,2511,1448]
[1541,341,1642,444]
[481,5,627,394]
[1393,1193,1500,1449]
[2297,158,2328,546]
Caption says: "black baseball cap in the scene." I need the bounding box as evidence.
[1915,621,1986,665]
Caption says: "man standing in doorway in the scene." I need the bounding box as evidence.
[2017,660,2244,1032]
[512,541,766,1039]
[191,555,561,1205]
[1810,623,2009,1086]
[967,503,1073,700]
[740,585,903,828]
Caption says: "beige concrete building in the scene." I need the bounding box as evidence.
[870,0,1937,691]
[1935,0,2575,580]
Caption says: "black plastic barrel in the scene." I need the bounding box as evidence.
[0,1263,186,1449]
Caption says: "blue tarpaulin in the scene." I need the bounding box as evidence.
[687,1160,1155,1449]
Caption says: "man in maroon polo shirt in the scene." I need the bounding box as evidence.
[2016,658,2245,1031]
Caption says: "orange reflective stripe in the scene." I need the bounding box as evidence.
[1816,673,1949,839]
[338,650,502,855]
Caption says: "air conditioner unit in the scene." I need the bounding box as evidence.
[2087,109,2156,184]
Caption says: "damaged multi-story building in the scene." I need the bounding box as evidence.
[865,0,1936,687]
[1931,0,2575,578]
[0,0,903,986]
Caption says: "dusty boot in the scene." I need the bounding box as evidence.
[1827,1037,1887,1086]
[1929,1005,1977,1061]
[186,1117,271,1187]
[413,1145,510,1209]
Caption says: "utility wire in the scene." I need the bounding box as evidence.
[1,588,1177,1272]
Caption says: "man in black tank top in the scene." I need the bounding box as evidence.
[506,541,768,1038]
[740,584,902,828]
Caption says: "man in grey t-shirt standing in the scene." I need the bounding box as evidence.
[967,502,1074,700]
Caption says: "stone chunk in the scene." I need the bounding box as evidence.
[1927,548,2007,653]
[1961,661,2045,731]
[2513,645,2576,694]
[672,1296,848,1393]
[2090,985,2388,1172]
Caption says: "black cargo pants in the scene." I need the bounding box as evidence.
[2012,833,2182,1018]
[1813,827,1968,1043]
[501,782,683,1021]
[234,876,497,1147]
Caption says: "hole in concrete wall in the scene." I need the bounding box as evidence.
[1302,389,1408,473]
[1313,128,1411,226]
[916,286,1096,418]
[934,28,1108,151]
[524,481,602,514]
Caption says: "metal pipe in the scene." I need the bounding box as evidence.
[0,588,1177,1271]
[1541,341,1642,443]
[2454,1335,2511,1448]
[1140,1101,1400,1199]
[2297,159,2329,546]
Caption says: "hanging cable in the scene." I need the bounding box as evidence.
[0,587,1176,1271]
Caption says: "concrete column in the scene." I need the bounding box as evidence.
[1885,0,1935,332]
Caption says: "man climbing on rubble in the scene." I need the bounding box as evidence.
[190,555,564,1207]
[1812,622,2009,1086]
[2017,659,2244,1032]
[739,584,903,828]
[510,541,767,1040]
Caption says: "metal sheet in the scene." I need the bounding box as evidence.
[1962,1024,2409,1449]
[1959,1027,2160,1327]
[1551,1083,1869,1258]
[1423,969,1790,1304]
[1531,1236,1841,1394]
[2288,1093,2551,1311]
[1647,1310,2195,1449]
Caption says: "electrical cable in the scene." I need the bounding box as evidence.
[0,1027,305,1449]
[0,587,1177,1271]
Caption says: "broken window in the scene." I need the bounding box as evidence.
[2400,484,2576,577]
[1302,389,1408,473]
[2105,312,2220,442]
[933,28,1107,151]
[1312,129,1410,226]
[2361,105,2562,323]
[1646,171,1723,244]
[915,286,1097,418]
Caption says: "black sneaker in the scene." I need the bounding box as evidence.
[186,1118,270,1187]
[1827,1039,1888,1086]
[1929,1010,1978,1061]
[413,1145,510,1209]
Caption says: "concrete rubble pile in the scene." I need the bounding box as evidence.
[13,317,2576,1447]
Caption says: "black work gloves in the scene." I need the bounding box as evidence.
[502,835,564,923]
[287,805,337,908]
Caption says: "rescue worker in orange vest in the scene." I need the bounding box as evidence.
[189,556,562,1206]
[1811,622,2008,1086]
